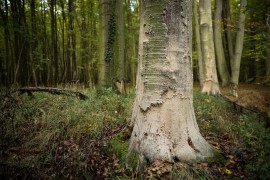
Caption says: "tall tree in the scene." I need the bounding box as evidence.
[230,0,247,96]
[11,0,30,85]
[50,0,58,84]
[193,0,204,87]
[223,0,234,67]
[124,0,139,86]
[213,0,230,86]
[0,0,9,85]
[98,0,111,87]
[129,0,213,162]
[199,0,220,95]
[30,0,38,86]
[67,0,77,82]
[115,0,125,83]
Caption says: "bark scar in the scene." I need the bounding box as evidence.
[188,137,200,153]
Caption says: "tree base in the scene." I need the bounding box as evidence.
[128,95,214,163]
[202,81,220,95]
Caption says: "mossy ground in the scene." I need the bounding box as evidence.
[0,86,269,179]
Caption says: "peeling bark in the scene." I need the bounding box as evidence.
[129,0,213,163]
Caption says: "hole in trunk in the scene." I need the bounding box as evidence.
[173,156,180,162]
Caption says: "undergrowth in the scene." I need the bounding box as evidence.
[0,87,269,179]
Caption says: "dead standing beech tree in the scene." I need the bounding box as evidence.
[128,0,213,162]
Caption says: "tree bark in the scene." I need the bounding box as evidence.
[199,0,220,95]
[266,50,270,81]
[230,0,247,92]
[50,0,58,84]
[213,0,230,86]
[116,0,125,82]
[223,0,234,67]
[129,0,213,162]
[0,0,9,85]
[193,0,204,87]
[98,0,110,87]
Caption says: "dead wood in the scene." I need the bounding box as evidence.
[18,87,89,100]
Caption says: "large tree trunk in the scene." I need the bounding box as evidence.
[230,0,247,94]
[213,0,230,86]
[129,0,213,162]
[199,0,220,95]
[193,0,204,87]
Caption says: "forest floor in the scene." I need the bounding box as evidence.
[221,83,270,114]
[0,83,270,179]
[194,83,270,114]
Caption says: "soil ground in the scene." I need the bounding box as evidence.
[195,83,270,114]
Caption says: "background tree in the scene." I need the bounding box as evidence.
[199,0,220,95]
[213,0,230,87]
[129,0,213,162]
[193,0,204,87]
[230,0,247,96]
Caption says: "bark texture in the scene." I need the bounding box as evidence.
[98,0,110,87]
[199,0,220,95]
[129,0,213,162]
[230,0,247,86]
[193,0,204,87]
[223,0,234,67]
[213,0,230,86]
[266,51,270,80]
[116,0,125,82]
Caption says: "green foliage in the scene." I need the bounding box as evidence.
[1,88,270,179]
[194,90,270,179]
[236,114,270,179]
[0,87,133,178]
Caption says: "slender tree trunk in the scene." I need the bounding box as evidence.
[41,1,48,85]
[50,0,58,84]
[0,0,9,85]
[223,0,234,67]
[193,0,204,87]
[265,50,270,81]
[230,0,247,94]
[129,0,213,163]
[199,0,220,95]
[213,0,230,86]
[116,0,125,83]
[98,0,110,87]
[30,0,37,86]
[60,0,66,83]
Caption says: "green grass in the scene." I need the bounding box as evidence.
[1,87,269,179]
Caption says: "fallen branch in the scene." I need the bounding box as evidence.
[18,87,89,100]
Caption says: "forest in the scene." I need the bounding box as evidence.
[0,0,270,179]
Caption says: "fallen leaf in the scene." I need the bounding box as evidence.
[225,169,232,175]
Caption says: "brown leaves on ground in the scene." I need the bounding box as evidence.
[221,83,270,114]
[144,160,172,179]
